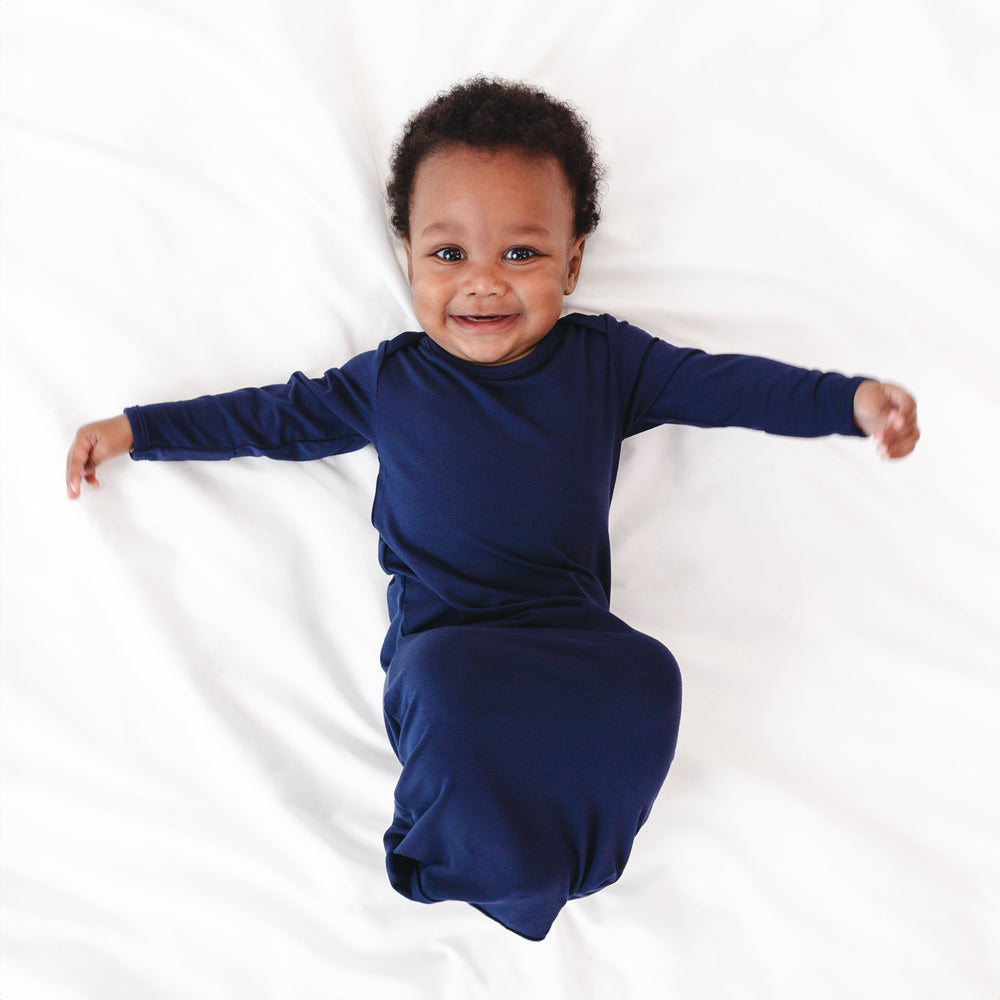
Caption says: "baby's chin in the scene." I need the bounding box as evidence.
[425,317,547,367]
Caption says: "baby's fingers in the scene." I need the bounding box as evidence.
[865,382,919,460]
[65,415,133,498]
[876,416,921,459]
[66,435,97,498]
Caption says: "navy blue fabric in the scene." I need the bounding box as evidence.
[127,313,866,938]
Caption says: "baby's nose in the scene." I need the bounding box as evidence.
[462,260,508,296]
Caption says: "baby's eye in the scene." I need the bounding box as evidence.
[433,247,465,262]
[504,247,538,262]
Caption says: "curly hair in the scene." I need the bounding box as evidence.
[386,76,604,240]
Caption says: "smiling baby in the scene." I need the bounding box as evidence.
[66,76,918,940]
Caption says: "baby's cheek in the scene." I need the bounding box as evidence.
[408,282,437,316]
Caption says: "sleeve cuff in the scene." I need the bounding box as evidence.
[845,376,874,437]
[123,405,150,459]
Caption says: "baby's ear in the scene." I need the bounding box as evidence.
[564,237,586,294]
[403,239,414,285]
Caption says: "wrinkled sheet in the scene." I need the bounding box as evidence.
[2,1,998,996]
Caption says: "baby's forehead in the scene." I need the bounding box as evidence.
[414,145,570,197]
[409,146,575,228]
[418,142,562,174]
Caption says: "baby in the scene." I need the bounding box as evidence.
[66,77,919,940]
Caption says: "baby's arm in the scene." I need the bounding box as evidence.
[66,414,134,499]
[65,351,381,499]
[852,380,920,459]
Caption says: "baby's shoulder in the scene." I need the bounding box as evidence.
[382,329,425,357]
[561,312,660,360]
[561,311,615,336]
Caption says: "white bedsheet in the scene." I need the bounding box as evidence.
[2,1,998,997]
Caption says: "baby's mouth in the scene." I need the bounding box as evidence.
[449,313,520,335]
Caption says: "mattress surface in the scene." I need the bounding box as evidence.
[2,1,998,997]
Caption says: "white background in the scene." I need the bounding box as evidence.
[2,1,998,997]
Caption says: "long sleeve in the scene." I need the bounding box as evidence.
[126,347,381,462]
[606,317,868,439]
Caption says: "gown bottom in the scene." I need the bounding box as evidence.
[381,611,681,940]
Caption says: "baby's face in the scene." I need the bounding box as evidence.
[404,145,585,366]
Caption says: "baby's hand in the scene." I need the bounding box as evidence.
[66,415,134,498]
[853,380,920,459]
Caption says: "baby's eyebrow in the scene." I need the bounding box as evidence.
[419,221,464,239]
[505,224,554,239]
[418,221,554,240]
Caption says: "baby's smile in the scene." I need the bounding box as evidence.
[451,313,519,329]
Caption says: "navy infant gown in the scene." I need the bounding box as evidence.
[126,312,866,939]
